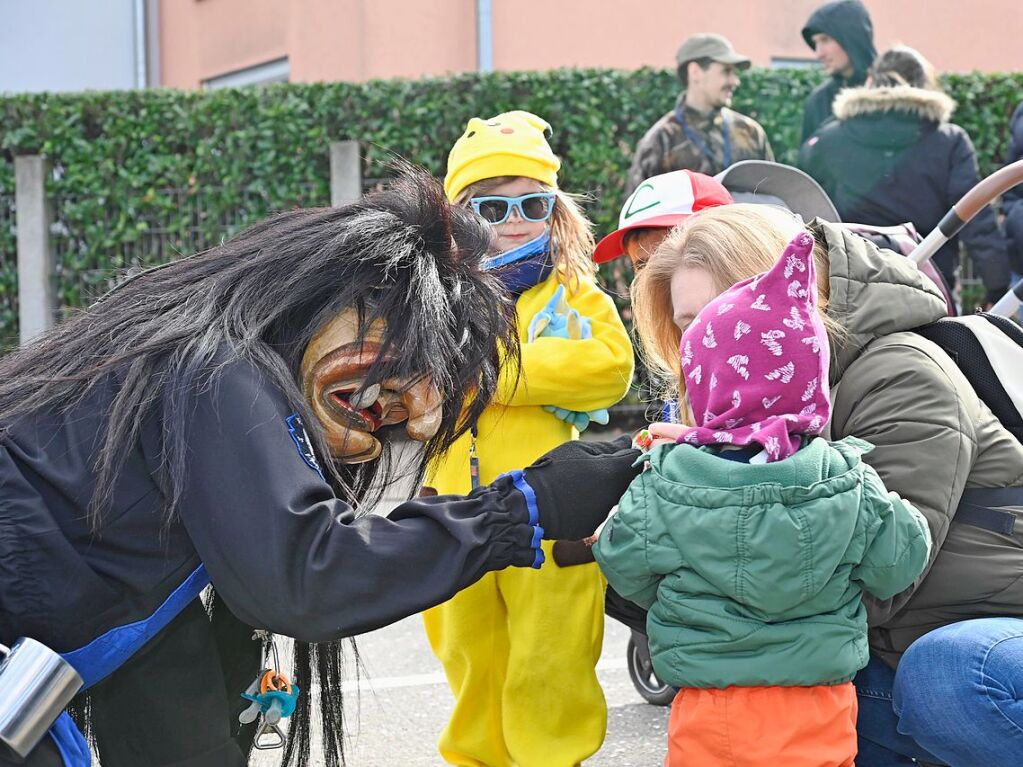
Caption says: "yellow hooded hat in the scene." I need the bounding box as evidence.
[444,111,561,202]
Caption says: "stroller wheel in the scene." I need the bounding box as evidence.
[626,635,675,706]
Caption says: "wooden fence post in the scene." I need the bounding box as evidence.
[329,141,362,207]
[15,155,55,344]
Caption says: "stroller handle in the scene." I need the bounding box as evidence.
[990,279,1023,318]
[955,159,1023,225]
[910,159,1023,266]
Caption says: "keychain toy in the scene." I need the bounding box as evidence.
[634,429,655,452]
[240,635,300,750]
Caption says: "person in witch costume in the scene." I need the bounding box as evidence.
[422,111,634,767]
[0,168,641,767]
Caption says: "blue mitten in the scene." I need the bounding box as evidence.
[528,286,607,432]
[529,285,571,342]
[544,405,589,431]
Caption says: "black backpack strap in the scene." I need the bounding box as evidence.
[981,312,1023,348]
[913,317,1023,444]
[953,487,1023,535]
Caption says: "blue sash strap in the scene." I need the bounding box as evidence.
[45,564,211,765]
[673,105,732,169]
[60,564,210,689]
[49,712,90,767]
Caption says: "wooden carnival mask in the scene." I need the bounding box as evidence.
[300,310,443,464]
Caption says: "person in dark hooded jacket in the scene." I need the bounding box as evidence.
[800,0,877,144]
[799,46,1011,306]
[1002,100,1023,285]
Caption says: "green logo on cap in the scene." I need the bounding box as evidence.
[623,183,661,220]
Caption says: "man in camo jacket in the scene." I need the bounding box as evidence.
[628,33,773,194]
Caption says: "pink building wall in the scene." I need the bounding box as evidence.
[158,0,1023,89]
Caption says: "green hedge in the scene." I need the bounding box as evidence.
[2,67,1021,346]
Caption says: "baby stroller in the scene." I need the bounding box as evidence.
[611,158,1023,706]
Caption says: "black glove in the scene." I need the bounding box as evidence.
[523,435,641,541]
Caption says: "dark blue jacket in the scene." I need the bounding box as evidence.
[1002,100,1023,275]
[0,356,535,765]
[800,85,1011,303]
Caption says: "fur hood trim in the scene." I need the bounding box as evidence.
[834,86,956,123]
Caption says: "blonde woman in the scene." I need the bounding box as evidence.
[632,204,1023,767]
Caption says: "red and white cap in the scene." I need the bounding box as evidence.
[593,170,733,264]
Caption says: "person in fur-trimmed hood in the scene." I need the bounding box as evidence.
[800,46,1011,306]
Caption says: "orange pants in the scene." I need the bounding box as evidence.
[666,683,858,767]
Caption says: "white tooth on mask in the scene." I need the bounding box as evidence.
[350,383,381,410]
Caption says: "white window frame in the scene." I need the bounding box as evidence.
[770,57,818,69]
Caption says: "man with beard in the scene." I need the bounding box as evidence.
[627,33,773,194]
[800,0,877,144]
[0,169,640,767]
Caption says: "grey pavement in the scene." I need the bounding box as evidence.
[253,439,670,766]
[338,614,669,766]
[249,609,671,764]
[250,614,669,766]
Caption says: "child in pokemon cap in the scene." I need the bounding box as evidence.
[594,231,931,767]
[423,112,634,766]
[593,169,733,270]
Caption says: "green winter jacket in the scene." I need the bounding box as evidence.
[593,437,931,689]
[818,222,1023,665]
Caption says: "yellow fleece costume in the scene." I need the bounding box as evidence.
[424,275,633,767]
[423,111,634,767]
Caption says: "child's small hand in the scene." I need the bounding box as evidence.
[634,428,676,452]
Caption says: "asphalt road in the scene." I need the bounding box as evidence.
[334,614,668,766]
[250,614,669,766]
[254,440,670,766]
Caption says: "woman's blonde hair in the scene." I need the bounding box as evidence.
[631,204,842,399]
[455,176,596,287]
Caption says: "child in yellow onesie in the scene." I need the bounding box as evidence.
[422,111,634,767]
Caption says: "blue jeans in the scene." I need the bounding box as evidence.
[855,618,1023,766]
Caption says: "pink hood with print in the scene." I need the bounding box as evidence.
[677,231,831,462]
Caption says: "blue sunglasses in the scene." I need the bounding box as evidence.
[470,193,556,225]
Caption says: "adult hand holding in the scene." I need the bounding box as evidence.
[522,436,641,540]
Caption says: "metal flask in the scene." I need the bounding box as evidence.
[0,637,83,759]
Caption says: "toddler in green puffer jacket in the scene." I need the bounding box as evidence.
[593,229,931,767]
